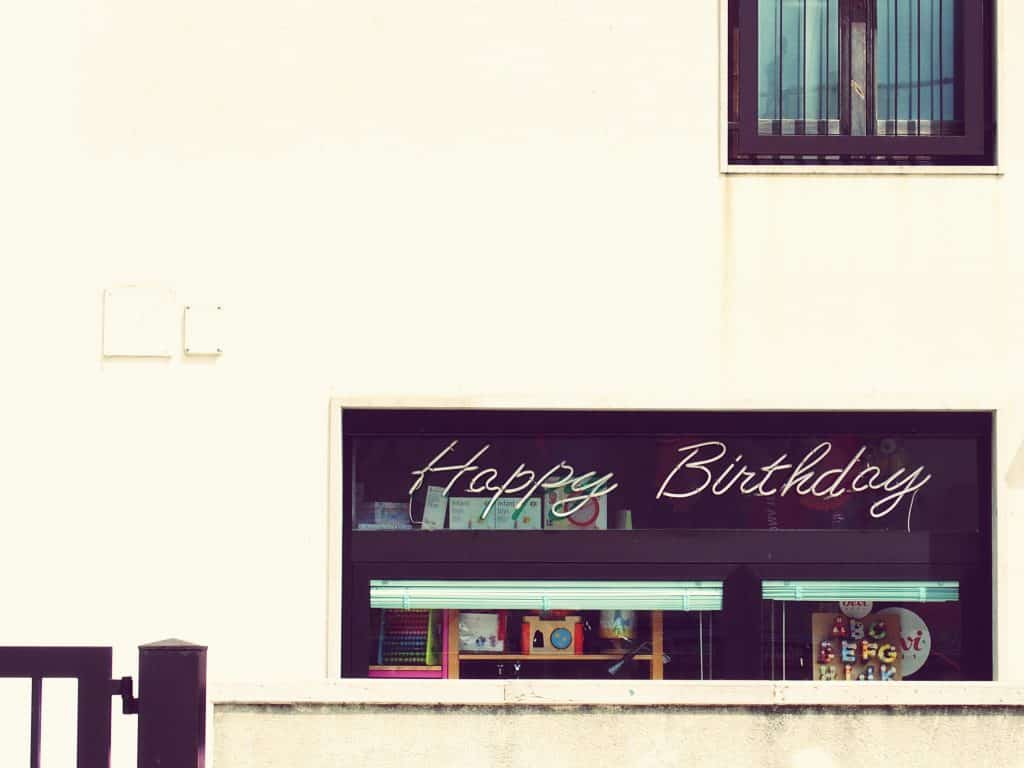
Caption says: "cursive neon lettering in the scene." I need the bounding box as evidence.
[657,440,933,527]
[413,438,934,529]
[779,442,832,497]
[656,441,728,499]
[754,454,793,496]
[468,468,501,495]
[809,447,865,499]
[548,471,618,518]
[410,442,618,523]
[850,465,881,493]
[409,441,493,498]
[711,457,744,496]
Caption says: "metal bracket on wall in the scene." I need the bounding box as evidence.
[111,676,139,715]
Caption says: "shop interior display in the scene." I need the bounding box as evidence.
[343,410,991,681]
[369,608,670,680]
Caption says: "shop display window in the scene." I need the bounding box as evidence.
[761,580,962,681]
[366,581,722,680]
[338,409,992,682]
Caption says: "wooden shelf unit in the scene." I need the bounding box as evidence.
[446,609,664,680]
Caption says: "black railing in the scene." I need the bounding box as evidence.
[0,639,206,768]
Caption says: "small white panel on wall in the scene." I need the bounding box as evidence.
[1008,439,1024,489]
[184,304,224,356]
[103,285,176,357]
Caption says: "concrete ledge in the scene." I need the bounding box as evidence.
[212,679,1024,709]
[214,696,1024,768]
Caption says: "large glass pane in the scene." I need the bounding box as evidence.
[350,432,982,532]
[366,581,722,680]
[876,0,962,136]
[758,0,840,135]
[367,609,445,677]
[762,581,963,681]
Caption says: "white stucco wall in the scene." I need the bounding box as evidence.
[1,1,1021,765]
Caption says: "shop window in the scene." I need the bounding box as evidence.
[338,409,993,681]
[761,580,962,680]
[366,581,722,680]
[727,0,995,165]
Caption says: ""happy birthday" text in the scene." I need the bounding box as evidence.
[656,440,931,519]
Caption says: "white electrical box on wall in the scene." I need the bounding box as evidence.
[103,285,176,357]
[184,304,224,356]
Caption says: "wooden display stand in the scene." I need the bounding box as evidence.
[521,615,584,655]
[446,610,664,680]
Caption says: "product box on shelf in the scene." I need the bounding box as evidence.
[448,497,494,529]
[421,486,448,530]
[544,487,607,530]
[357,501,413,530]
[448,496,542,530]
[521,615,584,655]
[492,497,542,530]
[458,611,506,652]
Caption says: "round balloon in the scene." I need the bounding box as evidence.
[876,607,931,677]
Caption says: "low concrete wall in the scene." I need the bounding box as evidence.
[214,703,1024,768]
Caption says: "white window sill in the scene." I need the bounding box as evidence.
[212,679,1024,708]
[721,164,1003,177]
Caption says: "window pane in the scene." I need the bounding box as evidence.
[368,609,444,676]
[758,0,839,135]
[350,433,983,532]
[762,581,963,681]
[876,0,963,136]
[731,0,992,163]
[367,587,721,680]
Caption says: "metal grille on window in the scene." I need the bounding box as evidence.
[756,0,962,139]
[758,0,841,136]
[876,0,962,136]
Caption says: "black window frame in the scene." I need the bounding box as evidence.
[340,408,994,681]
[728,0,996,165]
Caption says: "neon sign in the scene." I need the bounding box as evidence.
[408,441,617,521]
[657,441,931,521]
[409,439,932,527]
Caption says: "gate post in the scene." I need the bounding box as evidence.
[137,639,207,768]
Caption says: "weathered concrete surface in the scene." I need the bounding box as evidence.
[214,704,1024,768]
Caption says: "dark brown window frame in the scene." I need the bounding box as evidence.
[340,409,994,681]
[728,0,995,165]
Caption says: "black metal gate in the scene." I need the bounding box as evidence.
[0,640,205,768]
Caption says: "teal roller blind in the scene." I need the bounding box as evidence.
[762,580,959,603]
[370,580,723,611]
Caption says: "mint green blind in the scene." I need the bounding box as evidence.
[761,580,959,603]
[370,580,723,611]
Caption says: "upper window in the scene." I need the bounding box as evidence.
[727,0,995,165]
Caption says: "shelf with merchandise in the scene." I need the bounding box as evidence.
[446,610,665,680]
